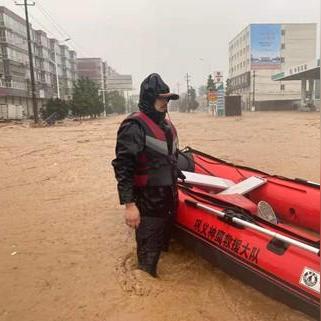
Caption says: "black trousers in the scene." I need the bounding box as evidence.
[134,186,177,277]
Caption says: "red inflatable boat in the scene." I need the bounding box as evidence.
[175,147,320,319]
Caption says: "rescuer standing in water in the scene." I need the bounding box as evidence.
[112,73,180,277]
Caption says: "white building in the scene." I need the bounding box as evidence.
[0,6,77,116]
[228,23,317,110]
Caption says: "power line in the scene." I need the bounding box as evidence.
[14,2,88,61]
[34,3,86,55]
[35,1,67,38]
[14,0,89,56]
[34,0,90,56]
[14,2,55,37]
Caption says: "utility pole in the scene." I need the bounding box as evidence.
[100,61,107,115]
[16,1,38,123]
[252,70,256,111]
[126,91,129,114]
[53,49,60,99]
[185,73,190,110]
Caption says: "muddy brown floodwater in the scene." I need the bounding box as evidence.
[0,111,319,321]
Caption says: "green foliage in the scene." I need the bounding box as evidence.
[178,96,188,112]
[106,90,126,114]
[207,74,215,91]
[128,96,138,113]
[40,98,69,120]
[188,86,199,111]
[225,78,232,96]
[178,86,199,112]
[71,78,104,118]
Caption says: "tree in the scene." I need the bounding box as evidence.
[177,93,187,112]
[128,95,138,113]
[40,98,69,121]
[178,88,199,113]
[225,78,233,96]
[71,78,104,118]
[106,90,126,114]
[188,86,199,111]
[207,74,215,92]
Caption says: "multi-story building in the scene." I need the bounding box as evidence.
[77,57,106,106]
[77,57,133,111]
[228,23,317,110]
[0,6,77,117]
[77,57,105,88]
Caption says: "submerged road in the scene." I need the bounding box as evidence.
[0,111,319,321]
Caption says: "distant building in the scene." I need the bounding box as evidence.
[77,57,108,108]
[272,59,320,110]
[0,6,77,116]
[228,23,317,110]
[77,57,133,111]
[77,57,105,88]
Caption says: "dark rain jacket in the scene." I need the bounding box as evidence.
[112,74,180,216]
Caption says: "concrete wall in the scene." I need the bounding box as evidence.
[254,99,300,111]
[281,24,317,71]
[253,70,302,101]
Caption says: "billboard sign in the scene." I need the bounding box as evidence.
[106,74,133,91]
[207,91,217,102]
[250,24,281,70]
[213,71,223,83]
[215,82,225,117]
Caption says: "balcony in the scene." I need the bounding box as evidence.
[0,79,27,90]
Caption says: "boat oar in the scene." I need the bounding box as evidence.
[185,199,320,256]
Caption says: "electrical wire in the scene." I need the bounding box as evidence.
[34,0,90,57]
[13,2,55,38]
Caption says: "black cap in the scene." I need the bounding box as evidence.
[139,73,179,105]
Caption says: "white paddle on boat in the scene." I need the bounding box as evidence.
[185,199,320,256]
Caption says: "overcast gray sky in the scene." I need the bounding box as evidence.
[4,0,320,93]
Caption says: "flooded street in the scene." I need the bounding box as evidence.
[0,111,319,321]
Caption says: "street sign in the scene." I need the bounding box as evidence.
[215,82,225,116]
[106,74,133,91]
[213,71,223,83]
[207,91,217,102]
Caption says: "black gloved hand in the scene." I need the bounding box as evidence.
[177,168,186,181]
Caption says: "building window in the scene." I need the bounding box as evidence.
[281,43,285,49]
[280,84,285,91]
[281,57,285,63]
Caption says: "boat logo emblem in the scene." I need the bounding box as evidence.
[303,271,318,287]
[300,267,320,293]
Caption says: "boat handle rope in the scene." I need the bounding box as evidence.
[185,199,320,256]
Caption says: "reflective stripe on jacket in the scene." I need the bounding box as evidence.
[123,111,178,187]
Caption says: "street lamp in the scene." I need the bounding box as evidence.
[49,38,70,99]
